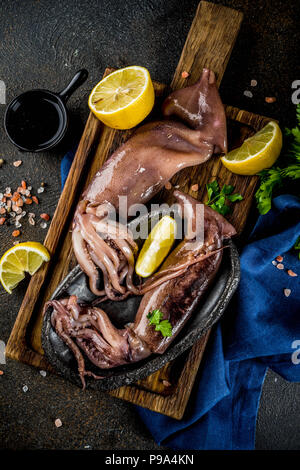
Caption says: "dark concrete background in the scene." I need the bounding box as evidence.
[0,0,299,450]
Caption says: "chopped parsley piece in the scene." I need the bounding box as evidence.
[147,309,173,337]
[206,181,243,215]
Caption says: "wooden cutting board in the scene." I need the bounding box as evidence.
[6,2,270,419]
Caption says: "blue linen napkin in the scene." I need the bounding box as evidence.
[61,151,300,450]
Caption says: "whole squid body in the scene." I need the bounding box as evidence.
[46,191,236,387]
[72,68,228,299]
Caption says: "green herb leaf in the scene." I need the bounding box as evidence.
[207,180,220,194]
[227,193,244,202]
[217,204,231,216]
[221,184,234,195]
[255,167,282,215]
[294,236,300,250]
[215,195,226,208]
[147,309,163,325]
[155,320,173,337]
[294,236,300,260]
[256,104,300,215]
[205,181,243,215]
[147,309,173,337]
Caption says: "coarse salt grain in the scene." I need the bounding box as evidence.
[22,385,28,393]
[244,90,253,98]
[39,370,47,377]
[55,418,62,428]
[162,380,171,387]
[37,187,45,194]
[250,79,258,87]
[265,96,276,103]
[181,71,189,79]
[272,260,277,266]
[284,288,291,297]
[13,160,22,167]
[40,222,47,229]
[277,263,284,270]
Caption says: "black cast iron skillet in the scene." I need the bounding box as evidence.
[42,208,240,391]
[4,69,88,152]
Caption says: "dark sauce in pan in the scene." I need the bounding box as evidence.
[6,93,65,150]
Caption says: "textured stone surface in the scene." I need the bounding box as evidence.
[0,0,299,450]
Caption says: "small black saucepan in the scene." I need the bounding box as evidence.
[4,69,88,152]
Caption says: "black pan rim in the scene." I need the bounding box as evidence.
[42,240,240,391]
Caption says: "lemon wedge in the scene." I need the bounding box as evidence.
[88,66,155,129]
[0,242,50,293]
[221,121,282,175]
[135,216,177,278]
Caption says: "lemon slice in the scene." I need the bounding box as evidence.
[88,66,155,129]
[0,242,50,293]
[221,121,282,175]
[135,216,177,278]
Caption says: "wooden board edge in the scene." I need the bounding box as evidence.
[5,104,273,398]
[171,1,243,90]
[110,331,210,420]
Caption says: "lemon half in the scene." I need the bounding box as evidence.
[0,242,50,293]
[221,121,282,175]
[135,216,177,278]
[88,66,155,129]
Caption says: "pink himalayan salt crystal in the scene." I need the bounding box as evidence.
[284,289,291,297]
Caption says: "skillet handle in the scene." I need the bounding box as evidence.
[58,69,88,103]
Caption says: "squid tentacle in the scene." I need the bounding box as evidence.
[45,69,237,387]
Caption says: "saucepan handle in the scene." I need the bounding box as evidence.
[58,69,88,103]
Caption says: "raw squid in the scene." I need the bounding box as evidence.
[72,68,227,299]
[46,192,235,388]
[44,68,234,387]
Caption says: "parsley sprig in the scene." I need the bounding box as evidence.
[294,236,300,260]
[205,181,243,215]
[147,309,172,337]
[255,104,300,215]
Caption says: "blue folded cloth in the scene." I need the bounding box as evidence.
[137,194,300,450]
[61,150,300,450]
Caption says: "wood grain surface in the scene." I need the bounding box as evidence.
[5,2,270,420]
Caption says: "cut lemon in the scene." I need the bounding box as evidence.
[0,242,50,294]
[135,216,177,278]
[88,66,155,129]
[221,121,282,175]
